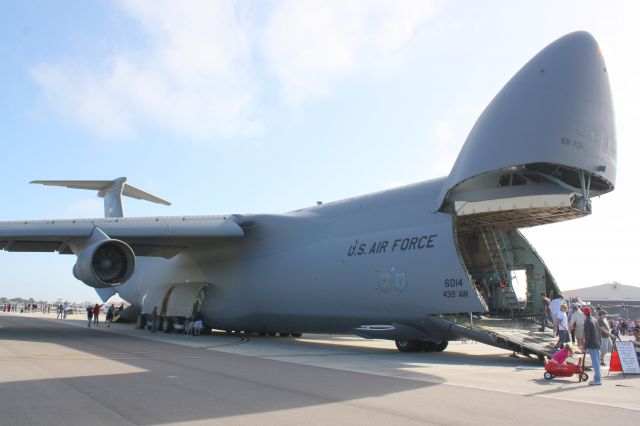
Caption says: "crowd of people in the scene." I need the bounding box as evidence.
[2,301,207,337]
[85,304,126,328]
[2,302,53,313]
[1,302,81,314]
[1,300,129,328]
[540,292,640,386]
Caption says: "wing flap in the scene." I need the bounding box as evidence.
[2,241,67,252]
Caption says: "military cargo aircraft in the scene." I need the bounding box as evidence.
[0,32,616,356]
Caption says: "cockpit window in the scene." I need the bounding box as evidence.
[512,174,526,186]
[522,173,546,183]
[498,173,527,187]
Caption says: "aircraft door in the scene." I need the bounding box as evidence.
[164,282,209,318]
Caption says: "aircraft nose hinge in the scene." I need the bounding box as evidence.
[576,170,592,212]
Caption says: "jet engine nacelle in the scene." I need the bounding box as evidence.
[73,239,136,288]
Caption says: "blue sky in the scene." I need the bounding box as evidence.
[1,0,638,303]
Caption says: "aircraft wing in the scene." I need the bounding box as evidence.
[0,215,245,258]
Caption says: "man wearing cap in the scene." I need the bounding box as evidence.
[583,307,602,385]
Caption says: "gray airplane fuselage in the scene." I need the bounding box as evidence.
[117,177,482,334]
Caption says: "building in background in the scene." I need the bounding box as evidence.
[563,283,640,320]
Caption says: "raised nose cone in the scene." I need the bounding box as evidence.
[437,31,616,209]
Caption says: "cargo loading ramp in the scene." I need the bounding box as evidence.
[428,315,557,359]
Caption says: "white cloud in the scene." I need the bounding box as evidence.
[31,0,259,141]
[261,0,439,103]
[31,64,134,138]
[30,0,439,140]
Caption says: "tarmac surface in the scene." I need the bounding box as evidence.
[1,311,638,425]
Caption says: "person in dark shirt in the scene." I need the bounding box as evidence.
[539,293,552,332]
[583,307,602,386]
[92,304,102,326]
[151,306,158,333]
[105,305,115,328]
[86,305,93,328]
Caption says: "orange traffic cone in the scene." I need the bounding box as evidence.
[609,350,622,372]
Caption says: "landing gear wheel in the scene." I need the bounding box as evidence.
[291,333,302,337]
[279,333,290,337]
[136,314,146,330]
[421,341,436,352]
[580,373,589,382]
[395,340,422,352]
[162,317,174,333]
[544,372,553,380]
[433,341,448,352]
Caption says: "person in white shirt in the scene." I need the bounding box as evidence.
[548,294,566,334]
[555,304,570,349]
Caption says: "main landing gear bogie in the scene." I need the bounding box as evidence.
[395,339,449,353]
[136,317,305,338]
[225,330,304,338]
[135,314,146,329]
[162,317,174,333]
[251,331,302,337]
[135,315,186,333]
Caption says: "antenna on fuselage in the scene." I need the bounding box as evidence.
[30,177,171,218]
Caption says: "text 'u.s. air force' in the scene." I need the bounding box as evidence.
[347,235,437,257]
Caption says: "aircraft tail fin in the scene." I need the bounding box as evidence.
[31,177,171,218]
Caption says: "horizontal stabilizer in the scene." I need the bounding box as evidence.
[31,179,171,206]
[31,177,171,218]
[31,180,112,191]
[121,184,171,206]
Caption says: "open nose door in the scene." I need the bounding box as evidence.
[436,32,616,216]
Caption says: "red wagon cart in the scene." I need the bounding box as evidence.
[543,355,589,382]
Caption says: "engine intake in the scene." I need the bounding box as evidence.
[73,239,136,288]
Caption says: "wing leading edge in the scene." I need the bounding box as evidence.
[0,215,245,258]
